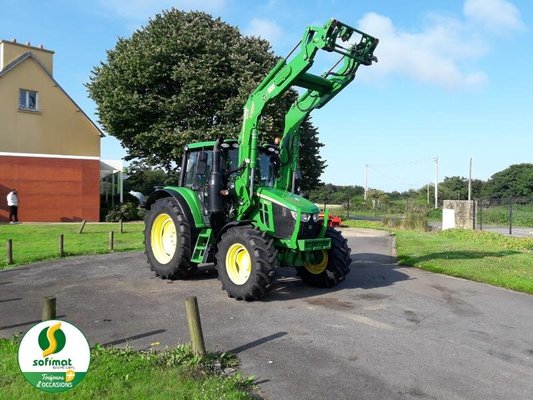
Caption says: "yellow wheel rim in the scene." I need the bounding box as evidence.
[304,250,328,275]
[151,213,177,264]
[225,243,252,285]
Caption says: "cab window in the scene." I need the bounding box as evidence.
[184,150,213,188]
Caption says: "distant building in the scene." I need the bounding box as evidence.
[0,39,103,222]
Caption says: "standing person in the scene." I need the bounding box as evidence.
[7,189,19,224]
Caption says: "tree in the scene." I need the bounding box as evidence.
[87,9,325,189]
[298,117,326,191]
[484,163,533,198]
[124,160,178,195]
[439,176,468,200]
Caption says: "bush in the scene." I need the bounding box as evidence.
[403,210,430,231]
[382,208,429,231]
[105,202,145,222]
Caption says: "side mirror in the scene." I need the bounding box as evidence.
[196,152,208,175]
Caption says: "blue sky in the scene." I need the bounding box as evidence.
[1,0,531,192]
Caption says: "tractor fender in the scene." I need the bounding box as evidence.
[215,220,253,243]
[145,189,201,230]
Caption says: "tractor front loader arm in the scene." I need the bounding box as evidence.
[277,21,379,192]
[233,19,378,218]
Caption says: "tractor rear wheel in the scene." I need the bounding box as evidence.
[296,227,351,287]
[215,227,277,301]
[144,197,197,279]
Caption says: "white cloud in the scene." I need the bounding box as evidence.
[243,18,283,45]
[464,0,525,33]
[99,0,226,20]
[358,12,489,89]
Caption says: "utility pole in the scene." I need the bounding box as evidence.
[434,157,439,209]
[364,164,368,200]
[468,157,472,201]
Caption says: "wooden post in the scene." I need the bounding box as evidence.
[119,219,124,234]
[42,296,57,321]
[59,234,64,257]
[185,296,206,356]
[7,239,13,265]
[509,196,513,236]
[479,201,483,231]
[78,220,87,234]
[109,231,114,251]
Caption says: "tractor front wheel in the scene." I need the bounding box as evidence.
[296,227,351,287]
[215,227,277,301]
[144,197,196,279]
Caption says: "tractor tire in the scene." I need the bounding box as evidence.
[296,227,351,288]
[215,227,277,301]
[144,197,197,279]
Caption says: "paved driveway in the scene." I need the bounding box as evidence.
[1,228,533,399]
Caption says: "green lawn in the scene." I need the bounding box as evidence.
[0,222,144,269]
[0,338,255,400]
[345,220,533,294]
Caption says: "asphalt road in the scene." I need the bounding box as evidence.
[2,228,533,400]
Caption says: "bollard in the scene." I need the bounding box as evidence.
[479,201,483,230]
[78,220,87,234]
[59,234,64,257]
[509,197,513,236]
[119,219,124,234]
[42,296,57,321]
[7,239,13,265]
[185,296,206,356]
[109,231,114,251]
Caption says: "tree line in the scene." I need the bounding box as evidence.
[308,163,533,207]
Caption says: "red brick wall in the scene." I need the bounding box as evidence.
[0,156,100,222]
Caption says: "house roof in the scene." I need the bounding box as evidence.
[0,51,105,138]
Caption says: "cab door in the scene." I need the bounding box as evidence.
[183,149,214,218]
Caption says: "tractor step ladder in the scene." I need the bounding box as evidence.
[191,228,213,264]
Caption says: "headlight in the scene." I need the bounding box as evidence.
[290,211,311,222]
[312,213,319,222]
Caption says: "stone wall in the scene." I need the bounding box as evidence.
[442,200,476,230]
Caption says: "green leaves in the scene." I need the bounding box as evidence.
[485,163,533,198]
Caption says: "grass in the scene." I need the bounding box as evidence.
[344,220,533,295]
[480,203,533,227]
[0,338,255,400]
[0,222,144,269]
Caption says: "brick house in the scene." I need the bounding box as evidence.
[0,39,103,222]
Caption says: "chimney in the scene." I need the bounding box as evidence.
[26,41,31,46]
[12,38,17,43]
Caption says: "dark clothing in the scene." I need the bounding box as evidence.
[8,206,18,222]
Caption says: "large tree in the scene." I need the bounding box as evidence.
[484,163,533,198]
[87,9,324,189]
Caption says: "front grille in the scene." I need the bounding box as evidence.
[298,220,322,239]
[272,203,295,238]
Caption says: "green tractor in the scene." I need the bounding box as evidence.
[144,19,378,300]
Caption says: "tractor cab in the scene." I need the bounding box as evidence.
[178,139,284,225]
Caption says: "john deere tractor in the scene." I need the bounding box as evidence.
[144,19,378,300]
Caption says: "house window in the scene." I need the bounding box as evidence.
[19,89,39,111]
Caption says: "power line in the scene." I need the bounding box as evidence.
[366,158,434,168]
[367,165,422,188]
